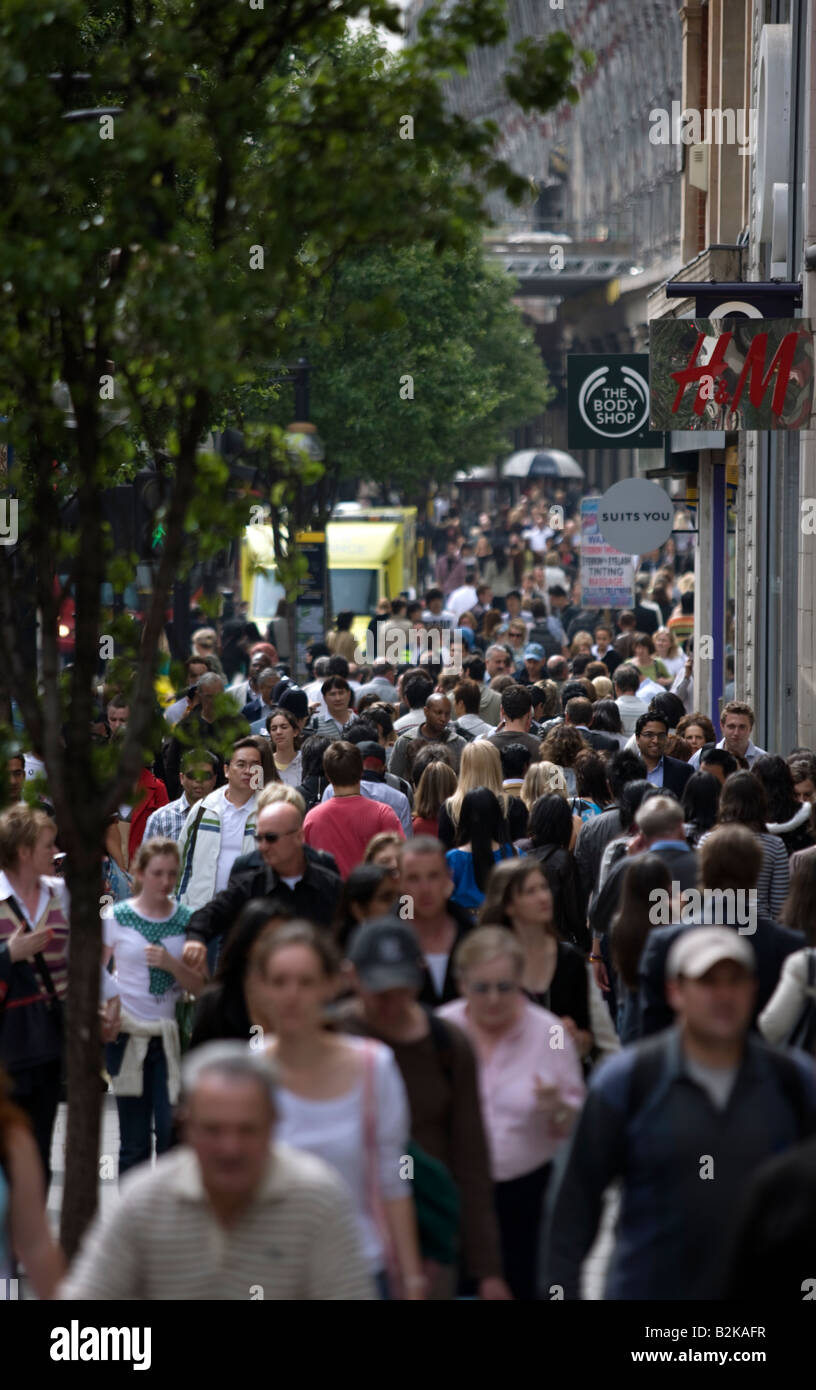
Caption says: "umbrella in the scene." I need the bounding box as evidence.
[501,449,584,480]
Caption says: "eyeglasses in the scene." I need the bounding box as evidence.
[640,731,667,742]
[255,829,298,844]
[467,980,517,995]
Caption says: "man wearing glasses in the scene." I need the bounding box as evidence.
[634,712,694,798]
[182,798,340,972]
[144,749,219,842]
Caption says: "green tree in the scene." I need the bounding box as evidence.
[271,235,554,503]
[0,0,589,1255]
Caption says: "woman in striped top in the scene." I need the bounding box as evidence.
[0,804,69,1183]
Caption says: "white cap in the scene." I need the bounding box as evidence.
[666,926,756,981]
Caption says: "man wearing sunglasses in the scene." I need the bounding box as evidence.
[182,798,340,971]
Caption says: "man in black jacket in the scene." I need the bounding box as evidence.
[182,800,340,967]
[634,711,694,797]
[638,824,804,1036]
[589,793,699,941]
[563,697,619,753]
[574,750,647,900]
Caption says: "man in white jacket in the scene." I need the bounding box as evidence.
[176,738,269,959]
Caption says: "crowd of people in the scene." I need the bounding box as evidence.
[2,486,816,1302]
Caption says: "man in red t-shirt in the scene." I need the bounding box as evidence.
[302,742,405,878]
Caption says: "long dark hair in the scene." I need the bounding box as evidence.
[751,754,801,825]
[334,864,398,948]
[215,897,297,987]
[779,855,816,943]
[528,793,573,849]
[681,771,721,843]
[611,854,672,989]
[717,771,768,834]
[456,787,512,892]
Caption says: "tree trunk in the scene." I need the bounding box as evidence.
[59,848,105,1258]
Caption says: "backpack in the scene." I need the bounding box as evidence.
[626,1033,816,1138]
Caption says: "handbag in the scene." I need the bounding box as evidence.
[405,1140,460,1267]
[785,949,816,1055]
[175,994,197,1053]
[4,893,64,1041]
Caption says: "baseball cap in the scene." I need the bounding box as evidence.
[277,687,308,721]
[666,926,756,981]
[523,643,546,662]
[347,918,425,992]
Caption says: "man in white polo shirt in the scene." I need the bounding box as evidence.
[59,1044,374,1300]
[688,700,767,770]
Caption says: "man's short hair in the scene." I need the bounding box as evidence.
[721,700,755,728]
[453,679,482,715]
[565,696,593,727]
[403,674,434,709]
[700,746,738,778]
[399,834,447,863]
[181,748,219,776]
[500,742,532,779]
[344,722,380,746]
[425,587,443,605]
[321,675,352,697]
[326,655,350,677]
[372,660,395,677]
[476,583,491,599]
[181,1040,278,1115]
[618,610,636,628]
[607,749,647,798]
[462,655,486,683]
[635,793,684,839]
[322,741,363,787]
[635,711,669,739]
[500,684,533,721]
[560,679,591,710]
[699,824,762,892]
[614,664,641,695]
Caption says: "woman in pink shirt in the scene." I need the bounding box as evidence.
[438,927,584,1300]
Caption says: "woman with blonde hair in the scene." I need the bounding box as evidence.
[520,761,582,848]
[653,627,684,679]
[101,837,205,1178]
[438,740,527,847]
[591,676,614,701]
[569,630,594,658]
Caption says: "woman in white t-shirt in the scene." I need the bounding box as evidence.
[266,708,304,788]
[100,837,205,1177]
[247,921,425,1299]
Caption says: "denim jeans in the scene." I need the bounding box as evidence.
[107,1035,175,1177]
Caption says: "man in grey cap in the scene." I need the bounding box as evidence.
[544,925,816,1300]
[338,918,511,1302]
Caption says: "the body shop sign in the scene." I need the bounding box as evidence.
[649,318,814,430]
[568,354,662,448]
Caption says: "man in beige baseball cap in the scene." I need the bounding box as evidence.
[545,924,816,1300]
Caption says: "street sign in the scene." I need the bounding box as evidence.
[649,319,814,431]
[580,497,635,609]
[597,479,675,553]
[568,354,663,449]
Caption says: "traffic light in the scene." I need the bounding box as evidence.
[134,469,170,559]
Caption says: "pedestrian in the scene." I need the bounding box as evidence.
[438,740,527,848]
[364,832,405,877]
[699,770,789,918]
[675,712,716,753]
[143,748,219,842]
[446,789,516,916]
[681,770,721,847]
[609,854,673,1043]
[327,611,360,664]
[0,804,69,1182]
[182,797,341,971]
[0,1066,64,1297]
[59,1043,375,1299]
[524,795,589,950]
[189,898,297,1048]
[758,853,816,1048]
[439,927,584,1301]
[544,926,816,1300]
[412,761,458,837]
[302,743,404,878]
[309,676,359,739]
[751,753,815,857]
[265,708,304,788]
[632,711,694,796]
[340,918,511,1301]
[100,838,205,1177]
[251,922,425,1299]
[334,865,402,949]
[398,837,474,1007]
[389,693,467,781]
[176,737,270,914]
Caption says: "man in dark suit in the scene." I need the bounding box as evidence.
[589,792,699,941]
[634,711,694,797]
[564,697,620,753]
[638,823,805,1036]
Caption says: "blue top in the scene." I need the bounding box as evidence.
[446,845,515,911]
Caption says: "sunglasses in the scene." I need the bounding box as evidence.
[254,828,298,844]
[467,980,516,995]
